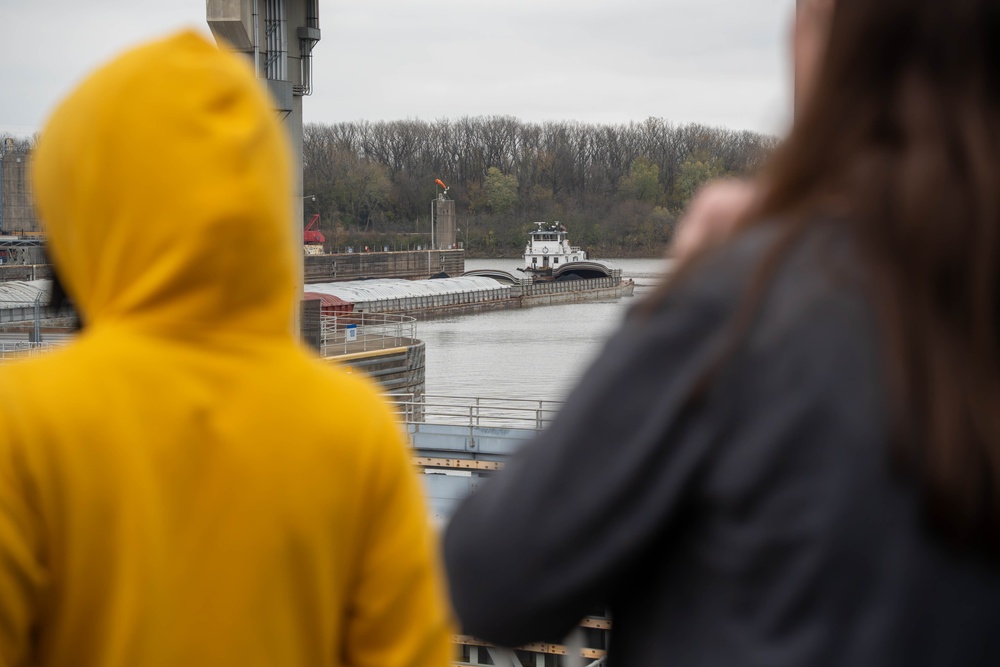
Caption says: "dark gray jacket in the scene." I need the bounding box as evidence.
[443,224,1000,666]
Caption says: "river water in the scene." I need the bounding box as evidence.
[420,258,671,401]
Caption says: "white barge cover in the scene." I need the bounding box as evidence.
[305,276,508,307]
[0,280,52,309]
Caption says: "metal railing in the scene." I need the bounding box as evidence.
[520,276,623,297]
[388,394,563,431]
[321,312,417,357]
[356,287,511,314]
[389,393,608,666]
[0,341,60,362]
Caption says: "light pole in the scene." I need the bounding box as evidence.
[303,195,316,231]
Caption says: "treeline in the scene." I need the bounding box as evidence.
[4,121,778,258]
[0,134,36,158]
[304,116,777,257]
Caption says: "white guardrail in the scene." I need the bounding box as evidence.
[320,312,417,357]
[0,341,61,362]
[387,394,563,431]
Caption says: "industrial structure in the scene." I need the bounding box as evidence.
[393,393,613,666]
[432,179,457,249]
[0,152,40,234]
[0,150,45,266]
[206,0,322,306]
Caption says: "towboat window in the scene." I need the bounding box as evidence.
[554,258,559,264]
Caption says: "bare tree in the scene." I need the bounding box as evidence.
[301,117,776,256]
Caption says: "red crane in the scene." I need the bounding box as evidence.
[304,214,325,244]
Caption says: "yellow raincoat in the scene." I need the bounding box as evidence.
[0,31,452,667]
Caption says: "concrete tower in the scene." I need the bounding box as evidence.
[433,198,457,250]
[0,153,39,234]
[206,0,321,295]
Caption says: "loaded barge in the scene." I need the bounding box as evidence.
[0,222,633,323]
[304,222,634,320]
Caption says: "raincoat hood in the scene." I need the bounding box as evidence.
[32,30,296,339]
[0,31,453,667]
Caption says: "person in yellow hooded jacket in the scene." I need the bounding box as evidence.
[0,30,452,667]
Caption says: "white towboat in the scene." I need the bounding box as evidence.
[522,222,587,276]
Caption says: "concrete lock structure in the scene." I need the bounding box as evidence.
[207,0,321,323]
[433,198,457,250]
[0,153,40,234]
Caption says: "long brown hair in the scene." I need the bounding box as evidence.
[672,0,1000,548]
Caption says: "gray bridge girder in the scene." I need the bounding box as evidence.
[411,422,537,523]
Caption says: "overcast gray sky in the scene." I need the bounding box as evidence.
[0,0,794,138]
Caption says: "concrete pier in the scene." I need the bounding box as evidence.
[0,249,465,286]
[327,343,426,398]
[305,249,465,283]
[0,265,53,282]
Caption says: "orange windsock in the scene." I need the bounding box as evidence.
[435,179,447,189]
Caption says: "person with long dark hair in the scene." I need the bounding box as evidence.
[444,1,1000,664]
